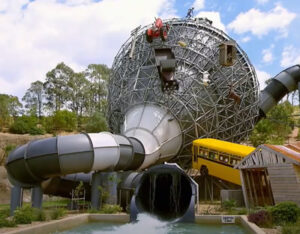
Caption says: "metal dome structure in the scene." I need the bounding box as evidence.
[108,18,259,166]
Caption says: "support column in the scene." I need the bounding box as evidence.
[31,186,43,209]
[298,82,300,109]
[10,186,23,216]
[91,172,102,210]
[105,172,118,205]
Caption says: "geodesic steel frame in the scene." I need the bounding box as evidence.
[108,18,259,167]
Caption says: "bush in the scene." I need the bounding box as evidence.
[0,217,16,228]
[84,112,107,133]
[88,208,99,213]
[0,208,16,228]
[41,116,55,133]
[9,116,44,135]
[282,225,300,234]
[100,204,122,214]
[222,200,236,211]
[0,208,10,218]
[32,208,46,221]
[270,202,300,225]
[248,210,272,227]
[51,110,77,132]
[50,208,66,220]
[13,205,34,224]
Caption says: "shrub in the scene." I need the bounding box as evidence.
[0,217,16,228]
[282,225,300,234]
[52,110,77,132]
[98,186,110,204]
[32,208,46,221]
[84,112,107,133]
[41,116,55,133]
[13,205,34,224]
[50,208,66,220]
[0,208,16,228]
[270,202,300,225]
[248,210,272,227]
[0,208,10,218]
[9,116,44,135]
[237,208,248,215]
[222,200,236,211]
[100,204,122,214]
[88,208,99,213]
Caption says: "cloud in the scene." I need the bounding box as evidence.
[280,46,300,68]
[256,0,269,4]
[195,11,226,32]
[192,0,205,11]
[256,69,271,89]
[227,5,296,37]
[0,0,177,99]
[262,44,274,63]
[241,36,251,43]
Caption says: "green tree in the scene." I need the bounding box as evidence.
[250,101,294,146]
[44,63,74,112]
[22,81,44,118]
[85,64,110,115]
[0,94,22,130]
[67,72,89,117]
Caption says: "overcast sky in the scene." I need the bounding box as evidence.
[0,0,299,100]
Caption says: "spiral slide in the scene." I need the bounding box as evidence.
[259,65,300,117]
[6,104,193,220]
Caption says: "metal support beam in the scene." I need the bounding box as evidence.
[107,171,119,205]
[298,82,300,109]
[91,172,102,210]
[10,186,23,216]
[31,186,43,209]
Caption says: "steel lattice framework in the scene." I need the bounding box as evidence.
[108,18,260,167]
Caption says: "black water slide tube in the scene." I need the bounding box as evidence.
[259,65,300,117]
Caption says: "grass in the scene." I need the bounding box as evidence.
[42,199,70,208]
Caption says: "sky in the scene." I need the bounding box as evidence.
[0,0,299,100]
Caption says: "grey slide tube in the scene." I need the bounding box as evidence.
[259,65,300,117]
[6,133,145,187]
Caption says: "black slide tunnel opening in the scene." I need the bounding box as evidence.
[131,164,195,222]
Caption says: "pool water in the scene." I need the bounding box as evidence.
[60,214,250,234]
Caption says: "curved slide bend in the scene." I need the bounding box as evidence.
[259,64,300,117]
[6,132,145,187]
[6,104,183,215]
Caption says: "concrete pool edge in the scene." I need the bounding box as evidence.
[4,214,264,234]
[195,215,265,234]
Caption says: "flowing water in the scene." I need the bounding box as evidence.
[60,214,250,234]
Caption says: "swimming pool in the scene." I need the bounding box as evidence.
[60,214,251,234]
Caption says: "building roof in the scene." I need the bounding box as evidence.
[193,138,255,157]
[265,143,300,163]
[235,142,300,169]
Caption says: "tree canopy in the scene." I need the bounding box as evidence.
[1,62,109,134]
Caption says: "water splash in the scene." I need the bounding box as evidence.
[95,213,169,234]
